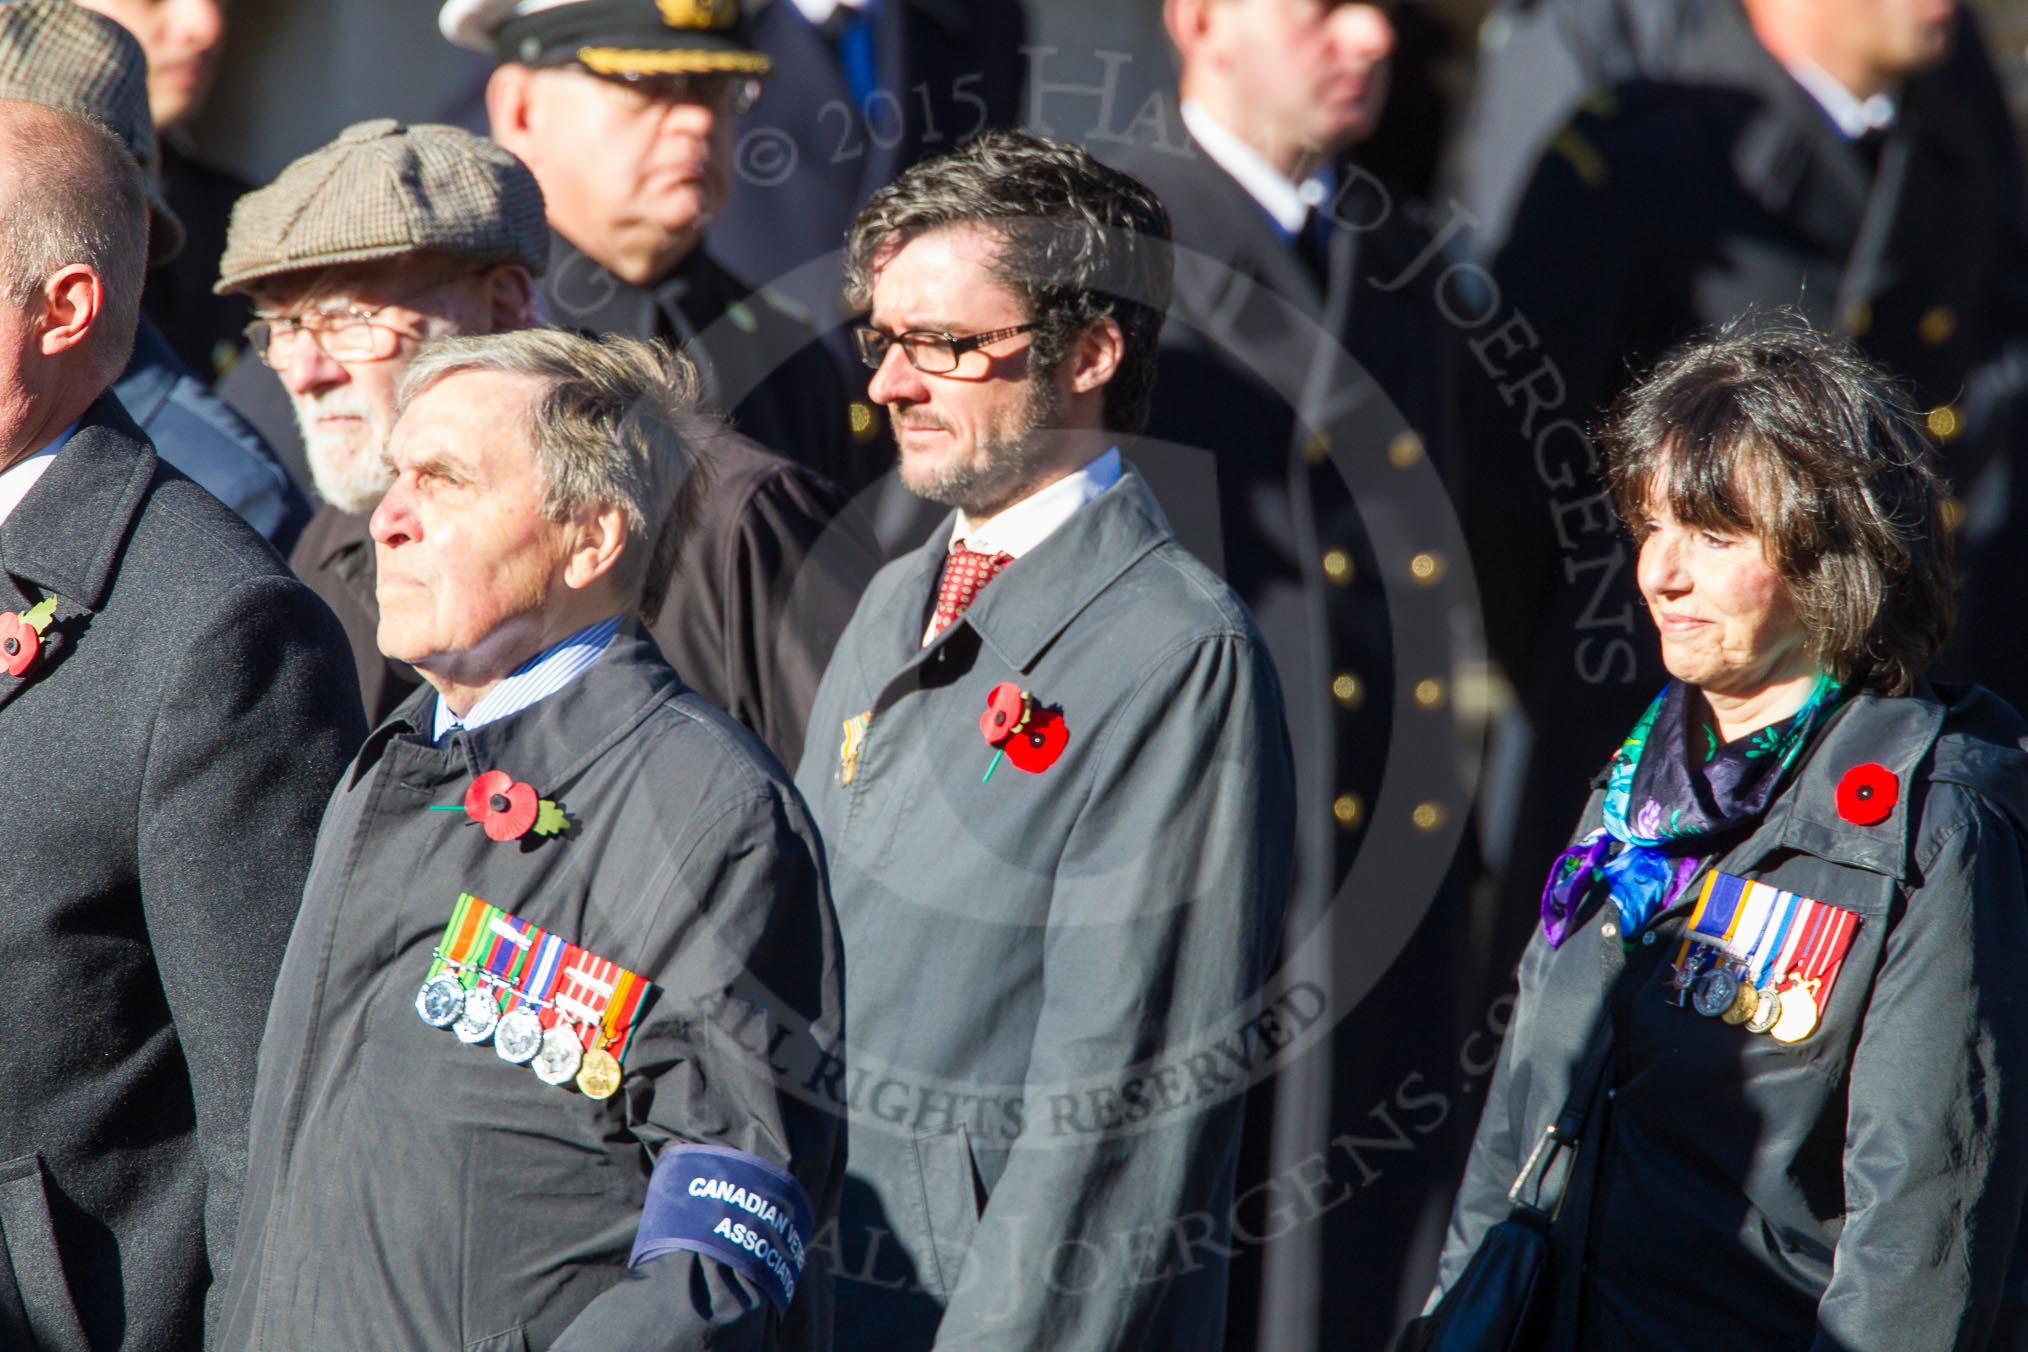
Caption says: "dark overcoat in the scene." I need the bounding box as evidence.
[217,628,844,1352]
[796,469,1295,1351]
[1439,685,2028,1349]
[0,395,362,1352]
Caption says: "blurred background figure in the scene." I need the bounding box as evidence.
[1465,0,2028,990]
[709,0,1027,345]
[75,0,253,384]
[19,0,305,550]
[1115,2,1484,1348]
[448,0,863,494]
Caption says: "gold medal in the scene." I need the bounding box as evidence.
[1770,980,1821,1044]
[1721,978,1759,1025]
[576,1046,622,1099]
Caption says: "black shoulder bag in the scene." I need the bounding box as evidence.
[1394,1024,1617,1352]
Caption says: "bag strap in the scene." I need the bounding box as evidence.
[1502,1016,1616,1222]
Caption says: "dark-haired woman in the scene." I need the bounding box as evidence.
[1434,320,2028,1349]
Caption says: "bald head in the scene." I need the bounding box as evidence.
[0,100,148,461]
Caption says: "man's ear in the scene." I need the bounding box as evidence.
[39,265,103,359]
[486,64,537,157]
[486,265,543,331]
[562,504,630,594]
[1065,317,1125,398]
[1164,0,1214,58]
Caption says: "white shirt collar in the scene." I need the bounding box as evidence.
[1180,99,1330,237]
[923,449,1122,646]
[0,422,76,527]
[789,0,866,26]
[432,615,621,742]
[1784,56,1898,140]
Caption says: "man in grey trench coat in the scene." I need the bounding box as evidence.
[796,131,1297,1350]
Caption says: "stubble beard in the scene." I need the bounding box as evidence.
[897,375,1066,519]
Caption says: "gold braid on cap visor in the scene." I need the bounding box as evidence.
[576,47,774,75]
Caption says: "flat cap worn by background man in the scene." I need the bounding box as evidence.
[216,329,844,1352]
[217,117,878,764]
[0,64,362,1352]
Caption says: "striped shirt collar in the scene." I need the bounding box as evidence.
[432,616,622,743]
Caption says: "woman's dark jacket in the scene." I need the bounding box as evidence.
[1439,685,2028,1350]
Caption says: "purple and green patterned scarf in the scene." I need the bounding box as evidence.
[1539,675,1842,946]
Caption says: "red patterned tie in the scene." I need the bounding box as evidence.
[929,545,1014,638]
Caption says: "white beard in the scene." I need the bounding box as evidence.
[291,387,393,514]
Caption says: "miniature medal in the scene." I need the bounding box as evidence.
[1745,984,1783,1035]
[494,1007,546,1064]
[415,973,466,1028]
[1692,965,1738,1018]
[531,1024,584,1086]
[576,1046,623,1100]
[1770,980,1822,1044]
[453,988,500,1044]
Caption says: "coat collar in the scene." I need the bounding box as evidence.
[881,467,1174,679]
[1749,691,1941,881]
[1,392,155,614]
[352,625,683,792]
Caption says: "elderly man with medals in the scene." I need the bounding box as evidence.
[1426,318,2028,1350]
[214,329,844,1352]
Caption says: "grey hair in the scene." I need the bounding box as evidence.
[844,130,1174,434]
[396,328,715,624]
[0,99,147,386]
[1605,312,1955,696]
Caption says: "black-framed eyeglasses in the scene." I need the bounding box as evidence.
[244,273,481,369]
[852,322,1039,374]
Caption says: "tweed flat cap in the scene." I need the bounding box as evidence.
[215,119,550,295]
[0,0,184,264]
[440,0,770,77]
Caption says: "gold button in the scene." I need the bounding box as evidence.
[1413,678,1446,709]
[1301,431,1328,465]
[1928,404,1961,442]
[1332,672,1365,709]
[849,400,877,441]
[1332,793,1366,830]
[1388,430,1424,468]
[1322,549,1354,585]
[1918,305,1957,346]
[1408,551,1446,585]
[1941,495,1965,532]
[1843,301,1872,336]
[1411,801,1447,833]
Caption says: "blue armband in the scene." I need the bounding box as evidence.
[630,1143,815,1315]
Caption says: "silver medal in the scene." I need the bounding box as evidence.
[1692,965,1738,1018]
[1745,984,1783,1034]
[531,1023,584,1086]
[453,987,500,1044]
[494,1008,546,1064]
[415,974,465,1028]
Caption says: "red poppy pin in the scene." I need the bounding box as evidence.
[979,681,1070,781]
[430,769,570,842]
[1836,762,1899,827]
[0,595,58,678]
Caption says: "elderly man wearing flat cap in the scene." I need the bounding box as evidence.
[440,0,869,494]
[1,0,306,550]
[217,118,876,764]
[0,7,363,1352]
